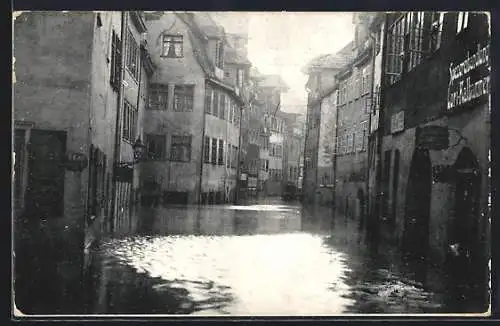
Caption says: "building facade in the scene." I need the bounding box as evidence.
[278,111,305,198]
[377,12,490,306]
[13,11,153,313]
[141,12,245,206]
[334,13,376,226]
[302,47,351,205]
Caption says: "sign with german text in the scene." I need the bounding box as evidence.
[447,43,490,111]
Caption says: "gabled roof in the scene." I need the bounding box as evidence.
[175,13,214,77]
[302,41,354,74]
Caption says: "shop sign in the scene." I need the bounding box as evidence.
[416,126,449,151]
[447,43,490,111]
[390,111,404,134]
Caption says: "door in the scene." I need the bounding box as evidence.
[448,147,485,309]
[15,129,67,314]
[403,148,432,261]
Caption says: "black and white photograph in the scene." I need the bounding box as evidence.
[12,10,491,317]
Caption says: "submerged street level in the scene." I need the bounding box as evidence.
[78,199,482,315]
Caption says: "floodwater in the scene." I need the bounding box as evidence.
[81,198,488,315]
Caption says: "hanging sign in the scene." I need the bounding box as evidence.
[447,43,490,111]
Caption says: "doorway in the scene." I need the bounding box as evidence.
[447,147,485,309]
[402,147,432,261]
[15,129,68,314]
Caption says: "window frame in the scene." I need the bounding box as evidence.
[145,133,167,161]
[148,83,169,110]
[203,136,211,163]
[170,135,192,162]
[173,84,194,112]
[125,28,140,81]
[122,100,138,142]
[110,30,122,91]
[218,139,225,165]
[162,34,184,58]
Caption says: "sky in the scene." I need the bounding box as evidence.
[212,12,354,114]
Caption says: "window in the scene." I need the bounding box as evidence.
[360,121,368,151]
[233,105,240,126]
[211,138,218,165]
[237,69,244,88]
[457,12,469,34]
[212,91,219,117]
[205,86,212,114]
[429,12,444,51]
[170,135,191,162]
[122,100,138,142]
[228,99,234,122]
[386,12,446,85]
[218,139,224,165]
[126,29,140,81]
[162,34,183,58]
[110,30,122,91]
[215,40,224,68]
[204,136,211,163]
[219,93,226,119]
[174,85,194,112]
[226,143,231,168]
[231,146,238,169]
[362,67,371,95]
[149,84,168,110]
[364,96,372,114]
[145,134,166,160]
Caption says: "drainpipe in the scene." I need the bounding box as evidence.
[235,102,244,204]
[110,11,127,234]
[332,89,339,212]
[366,26,378,227]
[132,37,143,227]
[371,14,389,243]
[197,81,208,205]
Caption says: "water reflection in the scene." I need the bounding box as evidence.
[84,200,479,315]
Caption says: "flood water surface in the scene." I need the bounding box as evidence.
[83,200,482,315]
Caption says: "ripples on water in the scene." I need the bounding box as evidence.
[88,203,453,315]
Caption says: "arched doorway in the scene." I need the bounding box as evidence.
[447,147,485,309]
[402,148,432,261]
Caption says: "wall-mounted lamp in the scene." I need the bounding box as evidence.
[116,137,147,168]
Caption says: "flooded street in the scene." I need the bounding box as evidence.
[82,199,474,315]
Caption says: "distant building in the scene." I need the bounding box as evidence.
[278,111,305,194]
[141,12,245,205]
[302,44,352,206]
[256,74,289,197]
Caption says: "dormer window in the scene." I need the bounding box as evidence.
[162,34,183,58]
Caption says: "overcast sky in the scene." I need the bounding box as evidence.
[212,12,354,114]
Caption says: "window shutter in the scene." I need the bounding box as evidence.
[115,34,122,87]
